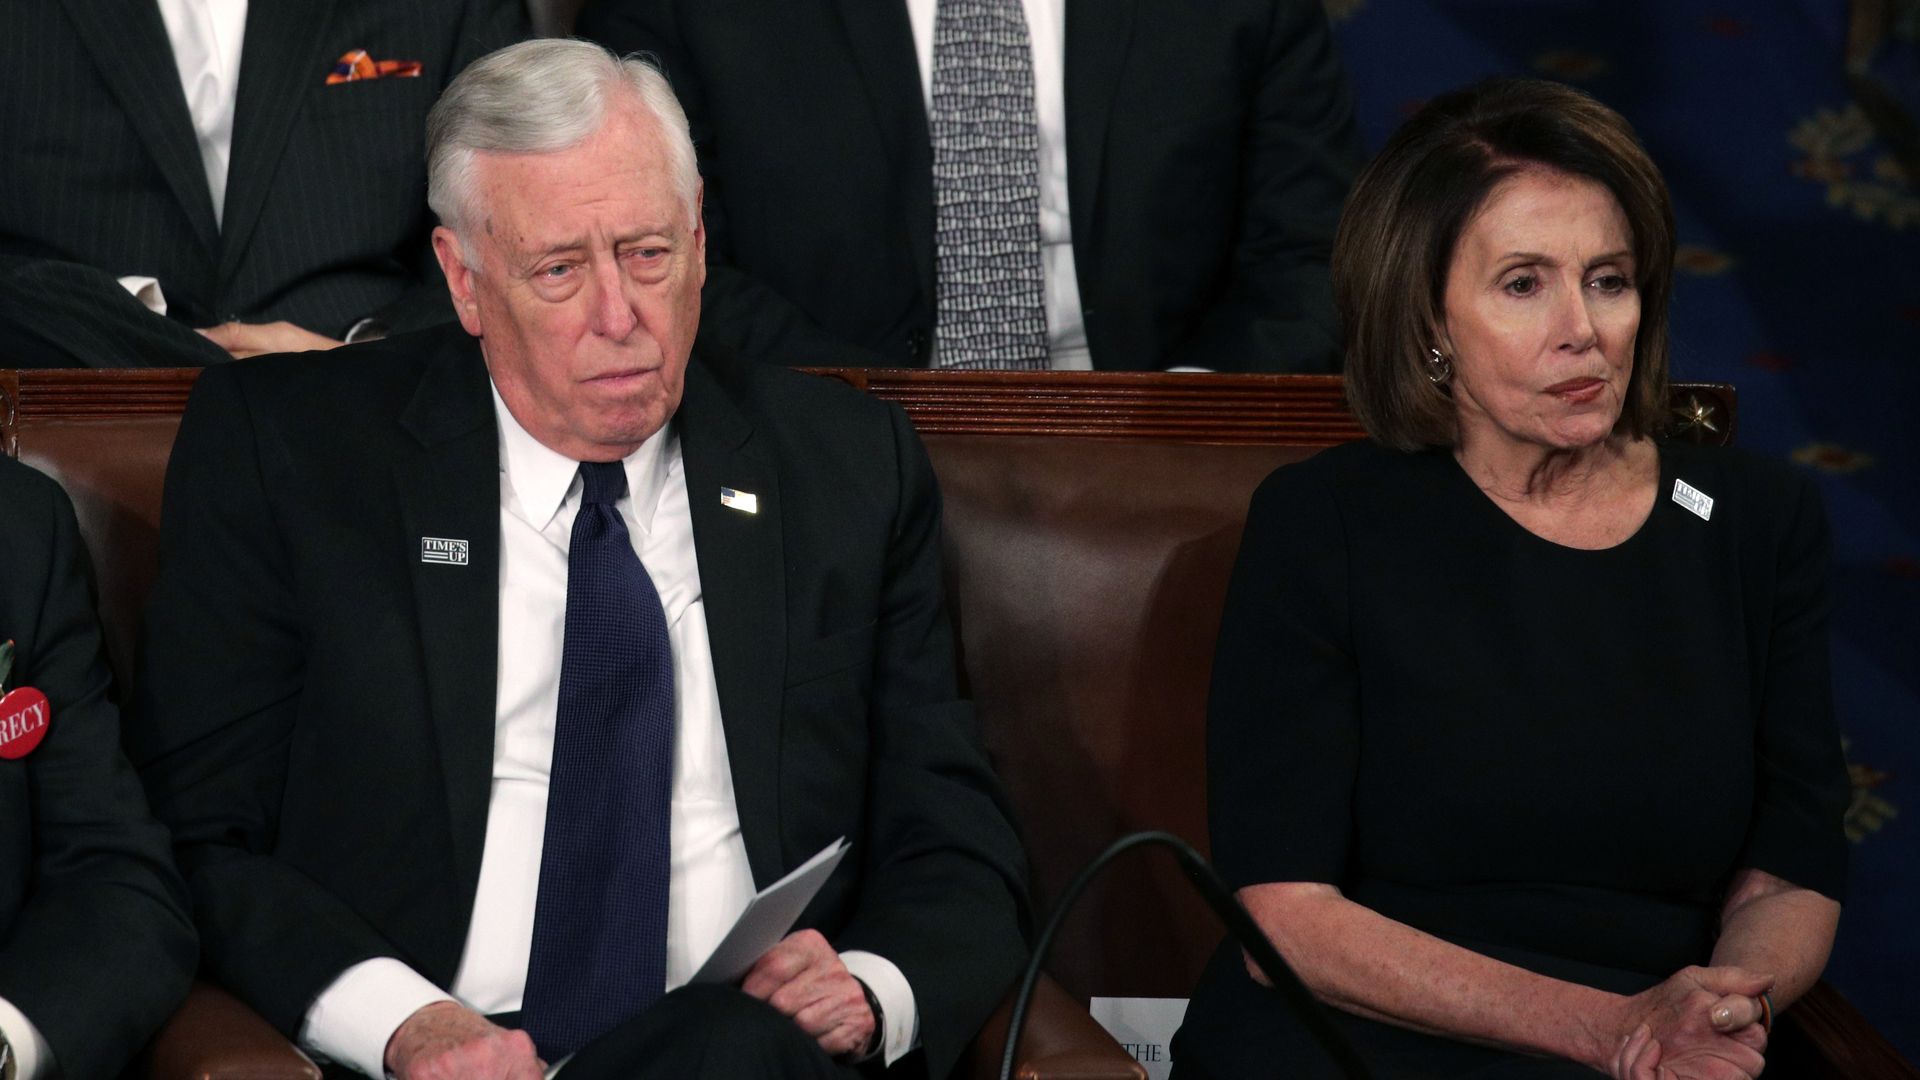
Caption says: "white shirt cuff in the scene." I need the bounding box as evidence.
[838,950,919,1066]
[300,958,456,1079]
[0,995,54,1080]
[115,275,168,316]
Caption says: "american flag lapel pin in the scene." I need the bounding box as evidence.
[720,487,758,515]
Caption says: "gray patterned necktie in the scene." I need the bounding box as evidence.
[930,0,1050,369]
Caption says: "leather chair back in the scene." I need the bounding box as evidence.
[0,371,187,689]
[931,433,1318,996]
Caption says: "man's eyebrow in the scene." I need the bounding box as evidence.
[613,226,679,244]
[521,228,678,258]
[530,237,589,259]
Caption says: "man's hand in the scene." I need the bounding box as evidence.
[1609,966,1772,1080]
[384,1001,545,1080]
[740,929,878,1060]
[197,320,343,358]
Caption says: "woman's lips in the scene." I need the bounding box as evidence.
[1546,377,1606,403]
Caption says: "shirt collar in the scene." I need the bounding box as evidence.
[490,381,676,537]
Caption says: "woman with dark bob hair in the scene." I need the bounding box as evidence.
[1171,78,1849,1079]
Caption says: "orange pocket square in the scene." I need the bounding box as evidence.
[326,49,423,84]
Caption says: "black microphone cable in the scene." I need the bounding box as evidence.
[998,830,1373,1080]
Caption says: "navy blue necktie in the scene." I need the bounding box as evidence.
[521,461,675,1060]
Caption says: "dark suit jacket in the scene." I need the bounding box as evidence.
[131,325,1030,1079]
[576,0,1361,372]
[0,0,524,368]
[0,458,197,1080]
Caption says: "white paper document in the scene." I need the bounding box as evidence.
[1090,997,1190,1080]
[690,837,851,985]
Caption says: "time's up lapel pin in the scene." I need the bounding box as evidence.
[421,537,471,565]
[1672,478,1714,522]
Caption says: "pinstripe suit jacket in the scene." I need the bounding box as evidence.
[0,0,525,367]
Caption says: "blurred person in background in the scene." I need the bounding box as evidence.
[0,0,524,368]
[577,0,1362,372]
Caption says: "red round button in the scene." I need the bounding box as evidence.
[0,687,51,759]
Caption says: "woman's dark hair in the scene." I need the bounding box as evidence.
[1334,77,1675,450]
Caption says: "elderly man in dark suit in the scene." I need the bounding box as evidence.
[576,0,1362,373]
[0,457,198,1080]
[0,0,523,368]
[133,38,1028,1080]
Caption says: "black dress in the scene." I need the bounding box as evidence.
[1171,440,1850,1080]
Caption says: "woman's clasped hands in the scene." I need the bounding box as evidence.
[1606,966,1775,1080]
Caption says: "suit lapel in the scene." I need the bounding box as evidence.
[218,0,337,284]
[829,0,936,308]
[1063,0,1138,256]
[394,333,501,901]
[679,358,787,888]
[58,0,220,254]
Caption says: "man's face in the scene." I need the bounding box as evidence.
[433,99,705,462]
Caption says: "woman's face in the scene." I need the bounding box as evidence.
[1441,168,1641,455]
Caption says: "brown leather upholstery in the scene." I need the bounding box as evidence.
[1768,982,1920,1078]
[4,367,1904,1079]
[957,976,1147,1080]
[0,371,190,687]
[145,984,321,1080]
[13,416,180,685]
[928,434,1320,998]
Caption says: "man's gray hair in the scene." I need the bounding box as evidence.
[426,39,699,264]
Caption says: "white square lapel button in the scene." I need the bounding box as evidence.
[720,487,759,515]
[1671,479,1714,522]
[421,536,470,565]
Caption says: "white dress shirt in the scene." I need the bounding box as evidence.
[154,0,247,226]
[0,996,54,1080]
[299,385,918,1077]
[906,0,1092,370]
[119,0,248,313]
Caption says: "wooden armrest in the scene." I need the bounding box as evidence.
[148,982,321,1080]
[959,974,1147,1080]
[1768,980,1919,1079]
